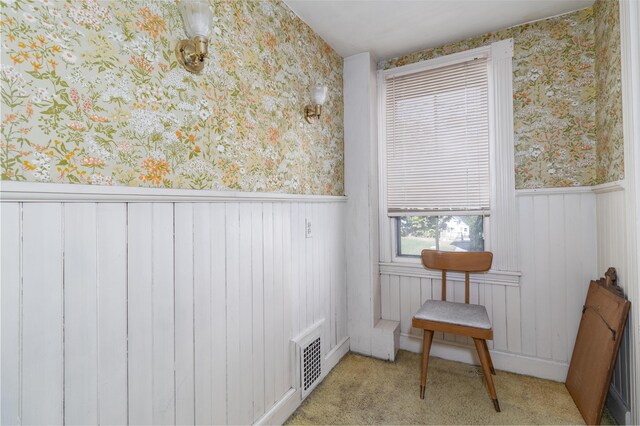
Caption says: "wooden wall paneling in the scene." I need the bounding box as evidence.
[3,199,348,426]
[338,203,348,343]
[290,203,300,339]
[564,193,585,361]
[432,277,442,302]
[400,276,412,335]
[225,203,241,425]
[533,196,552,359]
[251,202,265,422]
[151,203,176,425]
[615,191,624,276]
[420,277,432,305]
[21,203,64,425]
[440,280,459,343]
[262,203,276,409]
[453,280,466,344]
[312,204,321,326]
[318,203,329,355]
[505,285,522,354]
[469,280,479,305]
[63,203,98,425]
[96,203,128,425]
[1,203,21,425]
[173,203,195,425]
[467,281,480,347]
[127,203,154,425]
[272,203,285,400]
[622,323,631,405]
[389,275,400,322]
[579,194,598,300]
[491,285,507,351]
[445,279,455,306]
[548,196,568,362]
[481,283,494,349]
[282,204,292,389]
[409,277,421,337]
[518,196,537,356]
[329,203,338,348]
[596,192,606,275]
[238,203,254,424]
[594,190,631,413]
[297,203,308,332]
[380,274,390,320]
[210,204,227,425]
[431,278,444,341]
[305,203,314,329]
[193,204,213,425]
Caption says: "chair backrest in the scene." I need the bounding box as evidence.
[421,250,493,303]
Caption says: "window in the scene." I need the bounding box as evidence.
[378,39,519,273]
[397,215,484,256]
[383,53,490,256]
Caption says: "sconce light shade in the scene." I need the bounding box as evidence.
[311,85,328,106]
[180,1,213,38]
[176,0,213,74]
[305,85,328,124]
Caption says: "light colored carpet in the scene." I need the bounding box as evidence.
[286,350,614,425]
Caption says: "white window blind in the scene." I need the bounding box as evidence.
[385,56,490,216]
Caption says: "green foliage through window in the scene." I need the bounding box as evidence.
[397,215,484,256]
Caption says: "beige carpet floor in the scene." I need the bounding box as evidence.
[286,350,614,425]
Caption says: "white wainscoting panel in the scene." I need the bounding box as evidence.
[595,186,632,423]
[0,198,347,425]
[380,191,598,380]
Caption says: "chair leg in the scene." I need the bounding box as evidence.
[482,339,496,375]
[473,338,500,412]
[420,329,434,399]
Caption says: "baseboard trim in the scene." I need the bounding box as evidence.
[400,334,569,382]
[255,337,350,425]
[606,385,632,425]
[325,337,351,373]
[255,388,300,426]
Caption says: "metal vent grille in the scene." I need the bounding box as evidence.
[292,319,324,399]
[302,337,322,392]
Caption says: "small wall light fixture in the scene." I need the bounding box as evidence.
[305,85,328,123]
[176,1,213,74]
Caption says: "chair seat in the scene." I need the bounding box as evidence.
[414,300,492,330]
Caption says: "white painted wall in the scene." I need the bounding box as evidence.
[0,195,348,425]
[595,185,632,424]
[380,189,599,381]
[344,52,388,356]
[619,0,640,422]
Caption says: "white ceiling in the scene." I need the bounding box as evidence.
[283,0,594,61]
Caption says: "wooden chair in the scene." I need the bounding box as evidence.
[411,249,500,412]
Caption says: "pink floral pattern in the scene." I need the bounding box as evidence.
[1,0,344,195]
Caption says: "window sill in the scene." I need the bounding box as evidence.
[379,261,521,287]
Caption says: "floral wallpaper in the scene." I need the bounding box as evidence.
[381,8,597,189]
[595,0,624,183]
[0,0,344,195]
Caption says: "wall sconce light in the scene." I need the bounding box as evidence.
[305,85,328,123]
[176,1,213,74]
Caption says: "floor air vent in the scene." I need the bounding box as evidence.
[292,320,324,398]
[302,336,322,393]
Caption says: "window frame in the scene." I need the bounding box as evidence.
[377,40,518,274]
